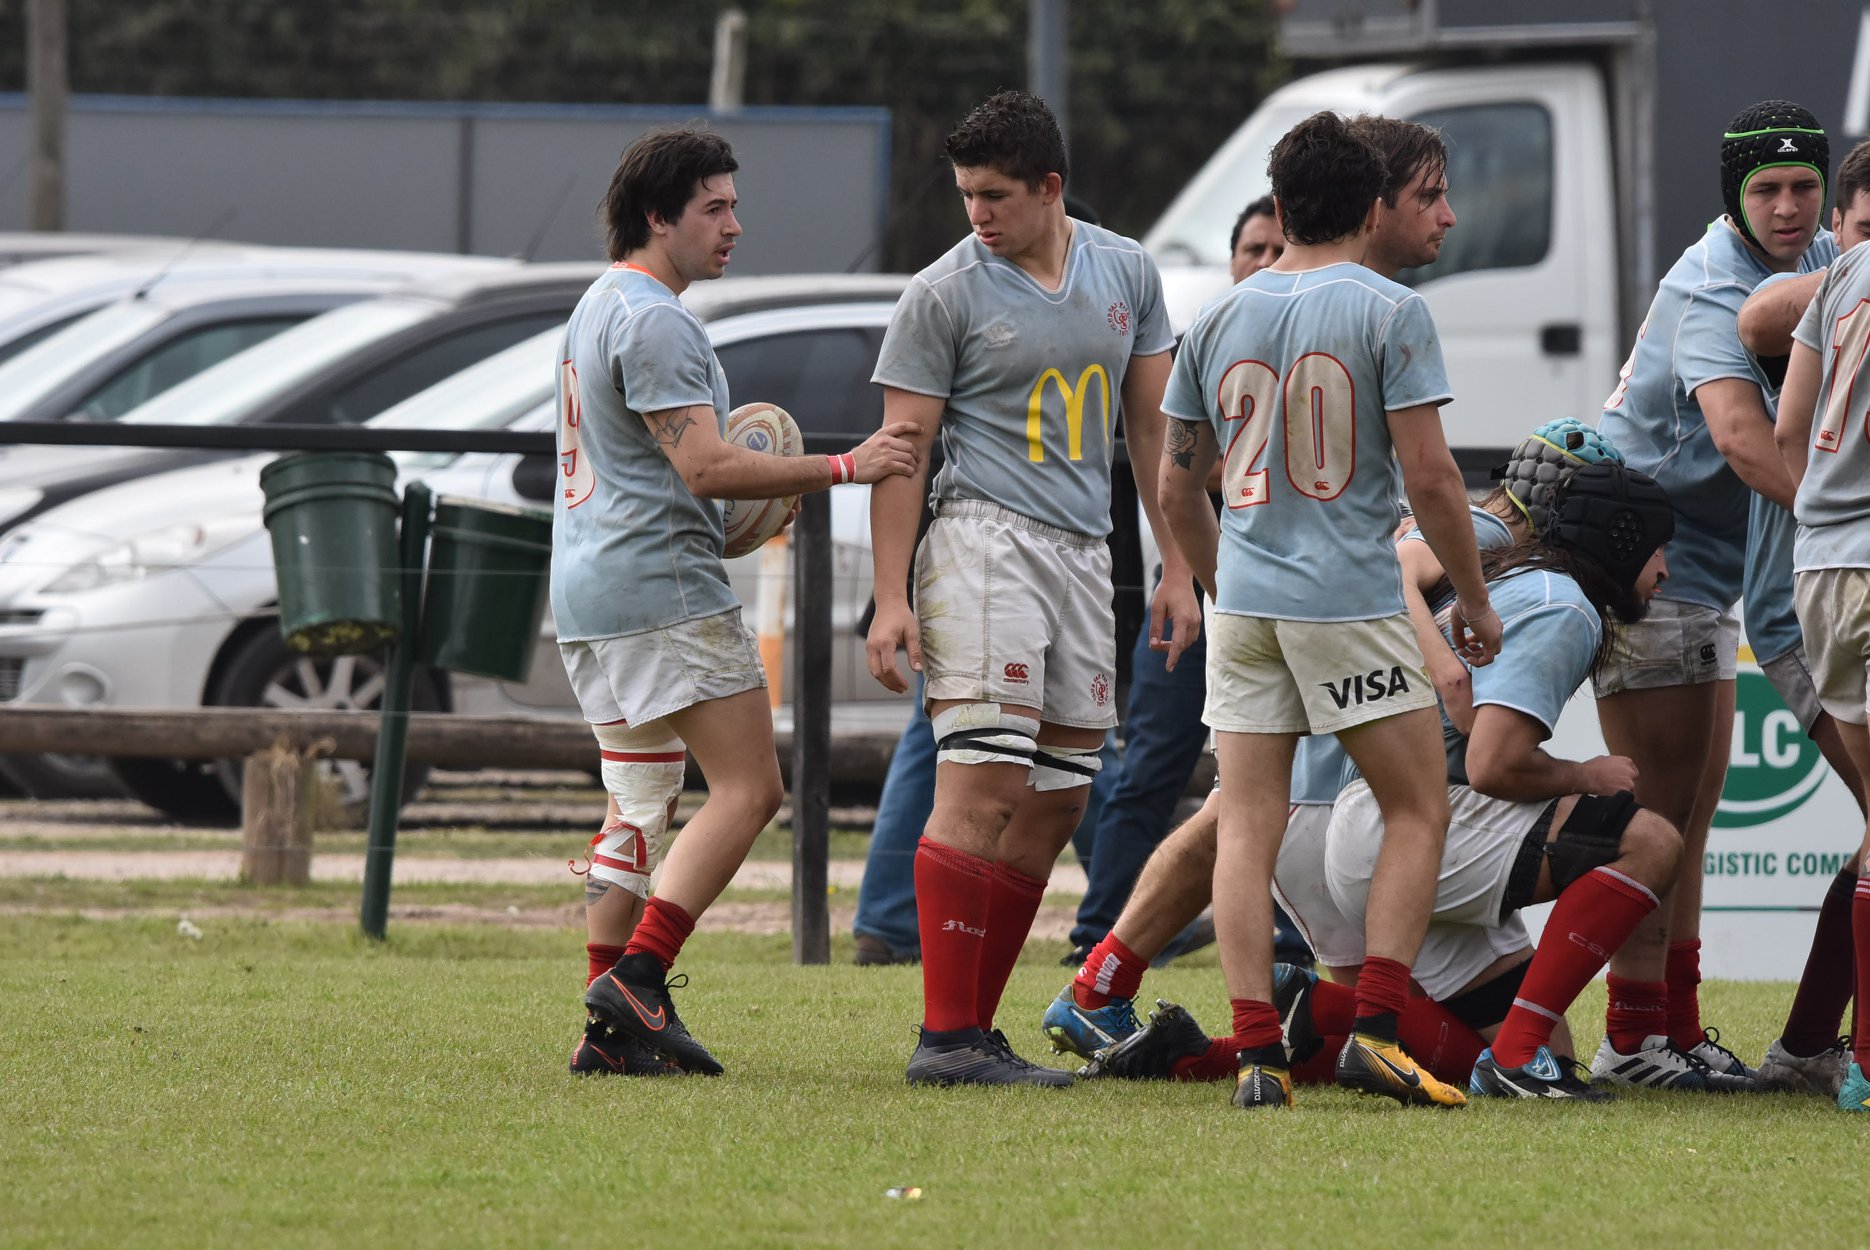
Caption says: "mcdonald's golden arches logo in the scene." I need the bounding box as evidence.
[1026,364,1111,462]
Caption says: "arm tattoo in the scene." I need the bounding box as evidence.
[648,410,697,448]
[1165,418,1202,470]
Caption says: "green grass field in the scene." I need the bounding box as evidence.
[0,909,1855,1250]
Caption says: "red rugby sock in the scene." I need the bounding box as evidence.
[1491,868,1658,1067]
[1665,939,1704,1049]
[1854,877,1870,1062]
[914,838,994,1034]
[622,897,694,971]
[975,862,1048,1030]
[585,942,626,988]
[1605,975,1668,1053]
[1073,933,1147,1009]
[1400,993,1489,1083]
[1782,870,1858,1055]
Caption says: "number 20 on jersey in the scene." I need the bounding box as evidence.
[1219,354,1356,507]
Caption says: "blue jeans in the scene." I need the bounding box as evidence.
[853,675,1117,957]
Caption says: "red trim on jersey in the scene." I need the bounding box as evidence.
[592,853,651,876]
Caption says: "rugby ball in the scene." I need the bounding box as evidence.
[721,402,803,558]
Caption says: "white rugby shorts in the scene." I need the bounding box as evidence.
[915,499,1118,729]
[1323,779,1534,1000]
[1204,610,1435,735]
[1271,802,1364,970]
[1796,567,1870,725]
[1593,599,1739,696]
[560,607,765,726]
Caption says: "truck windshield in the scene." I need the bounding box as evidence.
[1143,106,1314,267]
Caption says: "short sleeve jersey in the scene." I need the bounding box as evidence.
[550,265,735,642]
[871,219,1174,537]
[1439,569,1602,786]
[1162,263,1453,621]
[1599,220,1836,609]
[1792,240,1870,570]
[1399,504,1514,553]
[1740,271,1804,662]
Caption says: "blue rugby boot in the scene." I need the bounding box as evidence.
[1041,985,1139,1061]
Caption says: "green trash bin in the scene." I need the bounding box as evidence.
[260,451,402,655]
[417,497,554,682]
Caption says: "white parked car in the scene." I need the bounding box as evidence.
[0,275,912,819]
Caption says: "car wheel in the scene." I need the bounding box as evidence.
[206,626,446,819]
[108,757,239,825]
[0,751,127,800]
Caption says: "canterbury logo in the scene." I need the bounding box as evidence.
[1027,364,1111,462]
[1778,137,1800,153]
[612,978,666,1031]
[1004,662,1030,684]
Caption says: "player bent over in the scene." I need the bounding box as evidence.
[1056,424,1622,1087]
[1160,112,1499,1109]
[1768,237,1870,1111]
[866,91,1195,1087]
[556,128,916,1076]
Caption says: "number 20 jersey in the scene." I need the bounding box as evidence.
[1792,239,1870,570]
[1163,262,1452,621]
[871,219,1174,537]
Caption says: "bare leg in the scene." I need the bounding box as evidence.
[652,689,786,917]
[1337,706,1453,968]
[1213,732,1297,1005]
[1108,791,1219,960]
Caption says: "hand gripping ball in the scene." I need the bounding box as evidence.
[720,402,803,558]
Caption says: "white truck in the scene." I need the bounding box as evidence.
[1143,0,1870,471]
[1139,0,1870,978]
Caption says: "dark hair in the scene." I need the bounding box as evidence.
[1230,195,1276,251]
[598,129,739,261]
[1839,138,1870,215]
[1267,112,1387,246]
[945,89,1068,188]
[1430,540,1646,680]
[1349,115,1448,207]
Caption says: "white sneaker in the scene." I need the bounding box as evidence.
[1686,1027,1758,1083]
[1757,1036,1848,1097]
[1589,1034,1752,1092]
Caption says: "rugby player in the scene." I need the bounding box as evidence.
[865,90,1193,1086]
[1593,101,1836,1087]
[558,129,917,1076]
[1159,111,1498,1109]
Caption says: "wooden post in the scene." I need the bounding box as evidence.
[27,0,67,232]
[240,741,317,886]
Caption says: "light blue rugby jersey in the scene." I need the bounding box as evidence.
[1440,569,1602,787]
[551,265,736,642]
[1793,240,1870,571]
[1599,220,1835,611]
[1163,262,1452,622]
[1741,271,1804,663]
[871,219,1174,538]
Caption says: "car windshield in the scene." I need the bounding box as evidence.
[374,326,562,470]
[1142,104,1315,268]
[0,301,169,420]
[118,297,434,426]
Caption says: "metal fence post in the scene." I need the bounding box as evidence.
[359,481,432,941]
[789,489,832,965]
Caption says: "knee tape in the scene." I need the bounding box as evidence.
[1031,742,1103,792]
[931,703,1039,768]
[585,721,686,898]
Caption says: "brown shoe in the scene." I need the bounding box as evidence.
[854,933,919,966]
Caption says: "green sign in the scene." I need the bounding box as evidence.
[1714,670,1829,829]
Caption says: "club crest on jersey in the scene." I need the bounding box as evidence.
[1091,672,1109,706]
[1319,666,1411,710]
[1107,300,1132,336]
[1004,661,1031,684]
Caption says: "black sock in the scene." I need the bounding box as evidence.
[1352,1011,1398,1044]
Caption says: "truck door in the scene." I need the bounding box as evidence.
[1387,65,1618,464]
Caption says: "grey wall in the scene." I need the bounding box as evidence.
[0,96,891,273]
